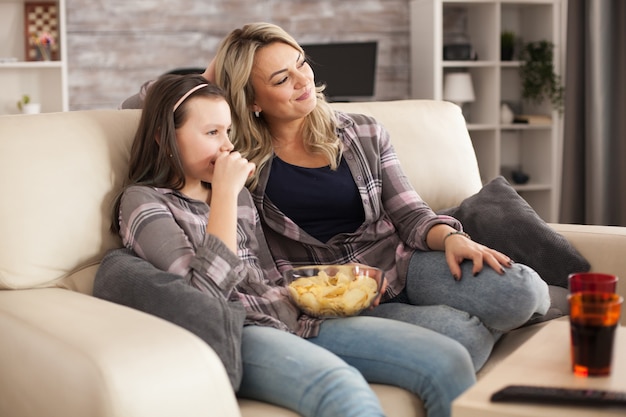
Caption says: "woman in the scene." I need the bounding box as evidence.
[104,73,476,417]
[207,22,550,370]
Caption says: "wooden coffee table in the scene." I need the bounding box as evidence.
[452,319,626,417]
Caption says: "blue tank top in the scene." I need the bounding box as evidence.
[266,156,365,243]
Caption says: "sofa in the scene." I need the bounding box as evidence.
[1,99,625,417]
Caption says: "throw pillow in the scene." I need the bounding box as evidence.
[437,176,590,288]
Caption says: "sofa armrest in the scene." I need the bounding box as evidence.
[550,223,626,301]
[0,288,241,417]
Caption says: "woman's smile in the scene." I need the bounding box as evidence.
[296,88,312,101]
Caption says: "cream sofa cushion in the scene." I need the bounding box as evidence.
[0,110,140,290]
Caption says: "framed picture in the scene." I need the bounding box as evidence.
[24,2,60,61]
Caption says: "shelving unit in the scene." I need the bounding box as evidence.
[409,0,565,222]
[0,0,68,115]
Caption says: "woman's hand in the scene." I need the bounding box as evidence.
[371,276,388,308]
[427,224,513,281]
[346,262,388,309]
[443,234,512,281]
[202,57,216,83]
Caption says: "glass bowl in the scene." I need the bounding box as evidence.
[284,264,385,318]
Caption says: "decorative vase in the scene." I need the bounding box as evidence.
[501,45,514,61]
[35,45,52,61]
[500,103,514,124]
[21,103,41,114]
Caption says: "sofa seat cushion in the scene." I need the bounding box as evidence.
[239,383,424,417]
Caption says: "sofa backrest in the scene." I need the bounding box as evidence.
[0,110,140,291]
[0,100,481,292]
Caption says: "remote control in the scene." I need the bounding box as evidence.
[491,385,626,407]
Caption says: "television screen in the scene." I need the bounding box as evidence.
[301,41,378,102]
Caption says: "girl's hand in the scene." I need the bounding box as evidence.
[204,150,254,253]
[212,150,255,196]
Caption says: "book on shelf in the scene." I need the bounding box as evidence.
[513,114,552,125]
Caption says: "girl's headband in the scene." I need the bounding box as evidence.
[173,84,208,112]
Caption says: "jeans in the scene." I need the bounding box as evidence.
[364,250,551,371]
[238,316,476,417]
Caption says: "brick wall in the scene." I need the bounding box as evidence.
[66,0,411,110]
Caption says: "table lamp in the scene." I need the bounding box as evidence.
[443,72,475,120]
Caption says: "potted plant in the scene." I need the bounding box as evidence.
[16,94,41,114]
[518,40,564,114]
[500,31,515,61]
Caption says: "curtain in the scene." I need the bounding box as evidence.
[560,0,626,226]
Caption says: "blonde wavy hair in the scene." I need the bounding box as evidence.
[213,22,341,189]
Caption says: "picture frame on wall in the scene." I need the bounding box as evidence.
[24,1,60,61]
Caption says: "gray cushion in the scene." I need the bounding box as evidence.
[93,248,246,390]
[438,176,590,288]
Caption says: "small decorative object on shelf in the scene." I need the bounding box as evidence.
[500,102,515,124]
[501,166,530,185]
[31,31,55,61]
[16,94,41,114]
[511,169,530,185]
[500,31,515,61]
[443,7,478,61]
[443,33,478,61]
[24,2,59,62]
[513,114,552,125]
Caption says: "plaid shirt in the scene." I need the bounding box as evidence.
[252,111,462,299]
[119,186,323,337]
